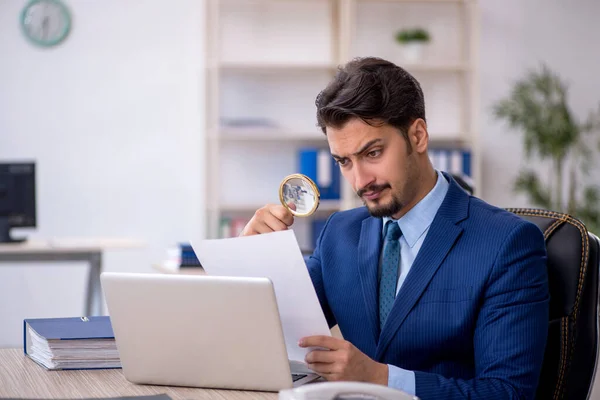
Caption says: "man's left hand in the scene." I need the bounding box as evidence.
[299,335,388,384]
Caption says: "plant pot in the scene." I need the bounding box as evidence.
[400,42,427,64]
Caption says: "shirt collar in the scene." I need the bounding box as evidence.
[383,170,449,248]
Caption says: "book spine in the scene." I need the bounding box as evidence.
[429,148,472,178]
[219,217,250,238]
[23,320,28,355]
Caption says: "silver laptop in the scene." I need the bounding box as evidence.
[100,272,320,392]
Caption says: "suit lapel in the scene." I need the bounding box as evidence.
[375,175,469,360]
[357,216,383,347]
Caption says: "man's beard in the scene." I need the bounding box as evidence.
[357,184,404,218]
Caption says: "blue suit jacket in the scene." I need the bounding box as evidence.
[306,176,550,400]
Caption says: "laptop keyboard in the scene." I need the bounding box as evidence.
[292,373,308,382]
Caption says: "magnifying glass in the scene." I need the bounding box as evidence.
[279,174,320,217]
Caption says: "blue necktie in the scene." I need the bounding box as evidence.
[379,221,402,330]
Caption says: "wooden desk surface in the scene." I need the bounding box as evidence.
[0,349,276,399]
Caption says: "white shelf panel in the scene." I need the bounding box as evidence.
[211,130,472,147]
[429,137,472,148]
[219,61,466,74]
[412,73,465,135]
[220,200,341,213]
[220,62,338,72]
[359,0,469,3]
[219,0,334,66]
[219,71,333,133]
[219,0,334,3]
[403,63,469,73]
[221,0,469,3]
[218,141,308,206]
[353,1,464,67]
[215,130,327,143]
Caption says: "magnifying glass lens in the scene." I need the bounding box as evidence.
[279,174,320,217]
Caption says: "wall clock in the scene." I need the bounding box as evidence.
[20,0,71,48]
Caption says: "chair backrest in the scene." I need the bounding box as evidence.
[507,208,600,400]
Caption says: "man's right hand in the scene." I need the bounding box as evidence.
[240,203,295,236]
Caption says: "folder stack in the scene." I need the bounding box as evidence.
[24,316,121,370]
[429,148,472,179]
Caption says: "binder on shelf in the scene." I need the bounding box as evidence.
[462,150,472,178]
[23,316,120,370]
[430,148,472,178]
[298,148,340,200]
[430,148,474,194]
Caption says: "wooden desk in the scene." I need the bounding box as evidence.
[0,238,143,316]
[0,349,276,399]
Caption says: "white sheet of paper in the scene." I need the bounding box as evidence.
[192,230,331,364]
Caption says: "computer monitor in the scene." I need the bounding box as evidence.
[0,162,36,243]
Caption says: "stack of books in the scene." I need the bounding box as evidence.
[24,316,121,370]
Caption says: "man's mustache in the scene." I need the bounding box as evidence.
[357,183,391,198]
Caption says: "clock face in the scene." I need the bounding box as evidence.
[21,0,71,47]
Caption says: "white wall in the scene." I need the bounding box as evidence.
[0,0,205,347]
[1,0,599,354]
[479,0,600,207]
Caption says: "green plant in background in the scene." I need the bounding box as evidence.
[493,64,600,233]
[395,28,431,44]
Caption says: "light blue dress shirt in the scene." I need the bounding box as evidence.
[381,170,449,395]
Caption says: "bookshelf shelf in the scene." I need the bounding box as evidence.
[220,200,342,214]
[214,130,471,146]
[403,63,470,73]
[219,62,468,74]
[204,0,480,248]
[219,62,339,73]
[215,131,327,143]
[359,0,470,3]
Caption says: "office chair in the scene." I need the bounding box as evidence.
[506,208,600,400]
[450,173,474,195]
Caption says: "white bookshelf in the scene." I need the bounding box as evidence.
[204,0,480,250]
[220,200,343,214]
[219,62,340,72]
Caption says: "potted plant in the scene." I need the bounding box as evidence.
[395,27,431,63]
[493,64,600,233]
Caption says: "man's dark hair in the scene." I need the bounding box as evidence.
[315,57,426,145]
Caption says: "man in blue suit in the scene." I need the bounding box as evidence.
[241,57,549,399]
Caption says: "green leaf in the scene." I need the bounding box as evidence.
[494,63,600,232]
[493,64,579,162]
[395,28,431,43]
